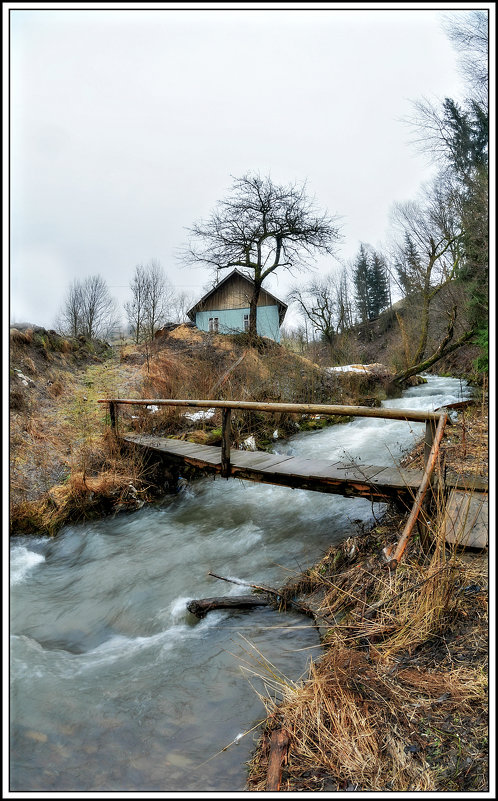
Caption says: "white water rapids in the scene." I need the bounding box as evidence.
[9,375,472,792]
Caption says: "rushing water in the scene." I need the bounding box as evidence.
[9,375,472,792]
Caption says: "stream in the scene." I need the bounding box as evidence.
[9,375,472,792]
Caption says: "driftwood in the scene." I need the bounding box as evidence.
[207,572,314,617]
[187,595,270,618]
[266,728,290,791]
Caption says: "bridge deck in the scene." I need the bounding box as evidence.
[122,433,425,502]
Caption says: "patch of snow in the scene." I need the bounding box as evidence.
[146,405,159,413]
[184,408,215,422]
[240,435,257,451]
[273,429,279,439]
[327,364,370,373]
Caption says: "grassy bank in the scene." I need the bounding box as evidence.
[244,400,489,792]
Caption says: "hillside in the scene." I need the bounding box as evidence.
[297,282,481,379]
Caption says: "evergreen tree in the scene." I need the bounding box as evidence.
[353,245,370,325]
[367,251,390,319]
[442,97,488,183]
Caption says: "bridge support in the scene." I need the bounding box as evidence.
[221,408,232,478]
[424,419,437,468]
[109,401,117,430]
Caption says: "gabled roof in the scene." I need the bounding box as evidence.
[187,268,288,325]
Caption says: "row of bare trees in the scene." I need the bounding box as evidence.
[56,263,194,344]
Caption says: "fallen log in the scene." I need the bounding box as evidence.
[207,571,314,617]
[266,728,290,791]
[187,595,270,618]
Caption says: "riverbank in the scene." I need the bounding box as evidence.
[245,398,489,792]
[9,325,398,537]
[9,374,488,792]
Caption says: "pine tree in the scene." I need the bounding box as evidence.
[367,251,390,319]
[353,245,370,326]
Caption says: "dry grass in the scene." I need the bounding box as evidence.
[246,399,488,792]
[247,534,488,791]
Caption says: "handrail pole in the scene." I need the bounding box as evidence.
[96,397,445,426]
[109,401,117,430]
[385,412,448,566]
[221,408,232,478]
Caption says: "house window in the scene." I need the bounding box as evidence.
[209,317,219,333]
[243,314,249,332]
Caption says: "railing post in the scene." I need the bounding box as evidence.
[109,401,117,430]
[221,408,232,478]
[424,418,437,469]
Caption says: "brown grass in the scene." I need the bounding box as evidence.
[246,400,488,792]
[247,534,488,791]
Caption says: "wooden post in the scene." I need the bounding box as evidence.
[266,729,290,791]
[221,407,232,478]
[424,419,437,468]
[109,401,117,430]
[385,413,448,566]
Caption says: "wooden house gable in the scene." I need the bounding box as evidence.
[197,274,276,312]
[187,269,287,324]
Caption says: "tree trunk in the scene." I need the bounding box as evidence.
[249,283,261,338]
[392,323,474,385]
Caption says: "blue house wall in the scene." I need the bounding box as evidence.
[195,306,281,342]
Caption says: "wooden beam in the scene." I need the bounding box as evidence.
[97,397,443,424]
[221,408,232,478]
[424,418,437,468]
[385,413,448,566]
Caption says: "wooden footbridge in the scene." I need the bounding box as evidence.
[98,397,488,564]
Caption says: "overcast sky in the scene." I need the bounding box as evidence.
[6,3,490,331]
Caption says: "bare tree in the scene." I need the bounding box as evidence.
[170,289,195,324]
[335,265,355,333]
[124,260,175,343]
[142,260,175,342]
[183,173,341,338]
[57,275,117,340]
[391,174,463,367]
[289,273,339,344]
[57,280,84,337]
[80,275,118,340]
[125,265,148,345]
[442,10,488,109]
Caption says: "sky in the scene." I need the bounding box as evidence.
[4,2,493,332]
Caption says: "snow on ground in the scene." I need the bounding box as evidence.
[327,364,373,373]
[184,408,216,422]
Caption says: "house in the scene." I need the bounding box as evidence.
[187,269,287,342]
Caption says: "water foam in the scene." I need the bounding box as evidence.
[10,545,45,585]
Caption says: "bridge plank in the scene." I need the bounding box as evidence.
[230,451,296,469]
[442,489,488,549]
[121,434,424,498]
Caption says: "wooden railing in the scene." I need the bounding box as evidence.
[97,397,447,477]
